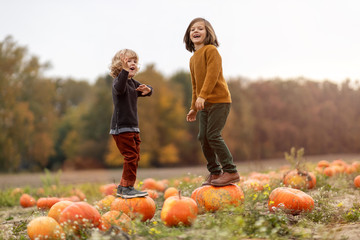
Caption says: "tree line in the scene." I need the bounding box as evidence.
[1,36,360,172]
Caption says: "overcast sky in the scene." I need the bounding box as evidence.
[1,0,359,84]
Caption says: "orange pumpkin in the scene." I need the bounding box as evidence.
[27,216,64,240]
[241,179,264,191]
[283,169,316,189]
[323,166,336,177]
[317,160,330,168]
[141,178,159,191]
[59,195,81,202]
[268,187,314,214]
[37,197,60,210]
[99,210,131,232]
[100,183,117,196]
[191,184,244,213]
[111,196,156,222]
[144,189,159,199]
[20,194,36,208]
[161,191,198,227]
[354,175,360,188]
[59,202,101,232]
[71,188,86,201]
[164,187,178,199]
[11,187,24,197]
[95,195,116,210]
[48,200,73,223]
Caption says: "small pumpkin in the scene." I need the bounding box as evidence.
[20,194,36,208]
[268,187,314,214]
[111,196,156,222]
[283,169,316,189]
[354,175,360,188]
[100,183,117,196]
[144,189,159,199]
[141,178,159,191]
[37,197,60,210]
[95,195,116,210]
[71,188,86,201]
[164,187,178,199]
[161,191,198,227]
[241,179,264,191]
[99,210,131,232]
[191,184,244,213]
[27,216,64,240]
[317,160,330,168]
[48,200,73,223]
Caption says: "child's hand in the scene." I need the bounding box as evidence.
[120,55,130,72]
[186,109,197,122]
[136,84,151,95]
[195,97,205,110]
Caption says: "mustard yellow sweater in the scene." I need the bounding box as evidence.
[189,44,231,110]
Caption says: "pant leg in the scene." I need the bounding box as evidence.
[206,103,237,173]
[198,106,222,174]
[112,132,141,187]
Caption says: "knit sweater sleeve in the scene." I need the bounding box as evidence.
[190,62,197,110]
[113,69,129,95]
[199,46,222,100]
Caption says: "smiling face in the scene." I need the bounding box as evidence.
[189,21,206,50]
[125,56,138,78]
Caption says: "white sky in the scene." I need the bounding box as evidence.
[1,0,359,84]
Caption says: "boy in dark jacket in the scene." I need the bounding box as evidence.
[109,49,153,198]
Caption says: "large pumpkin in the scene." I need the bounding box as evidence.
[27,216,64,240]
[191,184,244,213]
[111,196,156,222]
[59,202,101,232]
[161,191,198,227]
[99,210,131,232]
[268,187,314,214]
[283,169,316,189]
[48,200,73,223]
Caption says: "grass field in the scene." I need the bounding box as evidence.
[2,154,360,239]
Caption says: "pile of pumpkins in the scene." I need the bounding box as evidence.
[20,159,360,239]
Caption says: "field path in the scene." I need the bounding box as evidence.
[1,154,360,189]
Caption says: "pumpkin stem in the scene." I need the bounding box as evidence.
[178,190,181,199]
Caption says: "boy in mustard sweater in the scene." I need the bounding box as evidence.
[183,17,240,186]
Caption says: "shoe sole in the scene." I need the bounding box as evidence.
[116,193,149,199]
[211,178,240,187]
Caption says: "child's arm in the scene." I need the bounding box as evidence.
[113,56,130,95]
[113,69,129,95]
[198,46,222,100]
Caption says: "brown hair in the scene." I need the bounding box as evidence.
[109,49,139,78]
[183,17,219,52]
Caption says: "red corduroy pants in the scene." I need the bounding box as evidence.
[112,132,141,187]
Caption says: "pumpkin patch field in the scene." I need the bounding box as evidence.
[2,156,360,239]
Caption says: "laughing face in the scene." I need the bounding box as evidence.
[190,21,206,50]
[125,57,138,78]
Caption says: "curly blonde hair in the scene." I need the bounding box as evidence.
[109,49,139,78]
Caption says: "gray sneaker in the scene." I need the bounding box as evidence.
[117,186,148,199]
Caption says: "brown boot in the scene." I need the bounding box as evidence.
[211,172,240,186]
[202,173,221,186]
